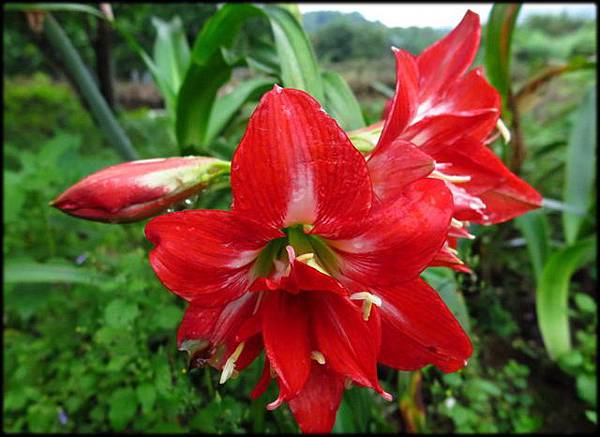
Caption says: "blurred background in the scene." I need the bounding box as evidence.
[3,2,597,433]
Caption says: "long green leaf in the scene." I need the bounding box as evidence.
[485,3,521,111]
[176,4,324,151]
[422,267,471,333]
[262,5,324,102]
[4,261,106,285]
[322,70,365,130]
[4,2,106,19]
[515,209,551,282]
[206,78,275,143]
[563,85,597,244]
[151,16,190,118]
[176,4,261,150]
[537,237,596,360]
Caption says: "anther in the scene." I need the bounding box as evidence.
[311,351,326,365]
[350,292,382,321]
[296,253,315,263]
[219,342,245,384]
[496,119,511,144]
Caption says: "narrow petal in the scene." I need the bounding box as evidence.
[146,210,283,306]
[427,67,501,117]
[377,278,473,373]
[400,111,499,156]
[308,292,387,397]
[417,10,481,106]
[231,86,372,238]
[262,291,312,399]
[327,179,453,287]
[367,139,435,204]
[434,138,543,223]
[430,242,473,274]
[177,293,258,368]
[251,359,273,400]
[377,48,419,149]
[288,363,345,434]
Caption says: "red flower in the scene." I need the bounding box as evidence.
[362,10,542,226]
[50,157,229,223]
[145,86,471,432]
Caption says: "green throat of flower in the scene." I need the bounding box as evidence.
[252,225,338,278]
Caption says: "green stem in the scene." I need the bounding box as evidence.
[204,367,215,398]
[43,13,138,161]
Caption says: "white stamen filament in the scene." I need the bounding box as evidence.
[350,292,382,321]
[446,246,459,256]
[430,169,472,184]
[496,119,511,144]
[311,351,326,365]
[252,292,264,315]
[451,218,464,229]
[219,342,245,384]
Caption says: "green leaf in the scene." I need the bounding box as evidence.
[104,299,139,328]
[151,16,191,118]
[4,171,25,223]
[515,209,550,282]
[4,2,106,19]
[136,384,157,415]
[205,77,275,143]
[176,4,261,150]
[562,85,596,244]
[322,70,365,130]
[485,4,521,111]
[576,374,597,406]
[4,260,106,285]
[108,387,138,431]
[537,237,596,360]
[574,292,596,314]
[422,267,471,333]
[262,5,324,102]
[176,4,324,151]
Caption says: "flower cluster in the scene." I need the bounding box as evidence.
[51,10,541,434]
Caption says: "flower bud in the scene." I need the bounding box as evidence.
[50,156,230,223]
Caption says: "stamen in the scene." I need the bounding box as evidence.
[219,342,245,384]
[310,351,326,365]
[430,169,472,184]
[344,378,353,390]
[350,292,382,321]
[252,291,264,315]
[496,119,511,144]
[446,246,459,256]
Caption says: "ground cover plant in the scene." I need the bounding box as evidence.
[3,2,596,433]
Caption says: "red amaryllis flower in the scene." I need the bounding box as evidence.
[145,86,471,432]
[50,157,229,223]
[360,10,542,226]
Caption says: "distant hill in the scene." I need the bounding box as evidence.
[302,10,445,62]
[302,11,384,33]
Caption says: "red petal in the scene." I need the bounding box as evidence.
[146,210,283,306]
[430,243,473,274]
[367,139,434,204]
[328,179,453,287]
[401,111,499,156]
[288,363,345,433]
[429,67,501,116]
[417,10,481,107]
[308,292,387,397]
[231,86,372,238]
[434,138,543,224]
[251,359,273,400]
[377,278,473,373]
[262,291,311,399]
[177,293,258,367]
[377,48,419,148]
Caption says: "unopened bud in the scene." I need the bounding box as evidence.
[50,156,230,223]
[348,122,384,153]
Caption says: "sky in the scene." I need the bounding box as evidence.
[298,3,597,29]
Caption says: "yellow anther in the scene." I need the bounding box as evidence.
[219,342,245,384]
[430,169,471,184]
[311,351,326,365]
[496,119,511,144]
[349,292,382,321]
